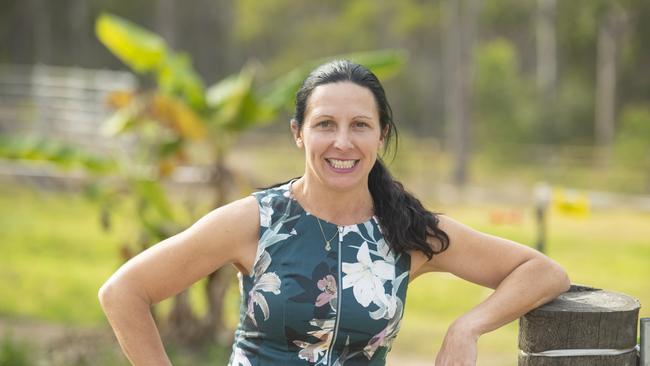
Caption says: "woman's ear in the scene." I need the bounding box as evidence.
[379,125,389,148]
[290,119,303,148]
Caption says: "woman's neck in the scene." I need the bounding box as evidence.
[292,175,375,225]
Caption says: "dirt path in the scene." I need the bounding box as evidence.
[0,317,120,364]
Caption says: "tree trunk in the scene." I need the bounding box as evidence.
[165,289,200,345]
[204,266,235,342]
[155,0,176,48]
[202,147,236,339]
[68,0,90,65]
[164,148,236,346]
[595,4,626,158]
[30,0,52,64]
[442,0,479,188]
[536,0,557,144]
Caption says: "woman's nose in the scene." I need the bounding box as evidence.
[333,130,354,150]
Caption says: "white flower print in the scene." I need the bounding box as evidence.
[293,318,335,363]
[363,297,405,359]
[258,219,293,252]
[339,224,359,239]
[369,271,408,320]
[258,195,274,228]
[342,241,394,307]
[369,293,397,320]
[230,346,252,366]
[375,236,395,265]
[246,250,281,326]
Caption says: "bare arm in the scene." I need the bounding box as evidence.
[98,196,259,365]
[411,215,570,365]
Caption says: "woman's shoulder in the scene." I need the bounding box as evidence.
[198,196,260,236]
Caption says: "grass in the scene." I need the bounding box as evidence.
[0,332,33,366]
[0,140,649,365]
[389,204,650,364]
[0,180,125,325]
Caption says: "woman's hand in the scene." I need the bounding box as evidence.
[434,320,479,366]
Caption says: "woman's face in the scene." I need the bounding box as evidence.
[292,81,384,192]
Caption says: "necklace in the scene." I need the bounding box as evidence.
[316,217,339,251]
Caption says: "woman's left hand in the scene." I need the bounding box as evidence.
[434,321,479,366]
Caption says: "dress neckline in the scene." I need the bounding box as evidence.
[285,178,377,228]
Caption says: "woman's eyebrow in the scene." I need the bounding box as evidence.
[313,114,335,119]
[311,114,373,120]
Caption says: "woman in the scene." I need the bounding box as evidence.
[98,60,570,365]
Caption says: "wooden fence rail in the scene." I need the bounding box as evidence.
[0,63,136,153]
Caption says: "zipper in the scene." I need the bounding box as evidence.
[326,225,344,365]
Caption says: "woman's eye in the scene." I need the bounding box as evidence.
[354,121,369,128]
[317,120,332,128]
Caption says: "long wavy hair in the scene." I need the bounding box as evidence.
[273,60,449,259]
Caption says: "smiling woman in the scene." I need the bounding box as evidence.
[290,81,384,222]
[98,60,570,366]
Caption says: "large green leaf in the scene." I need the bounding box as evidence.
[0,136,117,174]
[158,51,207,110]
[345,49,409,80]
[96,13,166,73]
[206,64,270,131]
[133,179,175,221]
[96,13,206,109]
[259,49,408,111]
[202,50,407,133]
[102,104,142,136]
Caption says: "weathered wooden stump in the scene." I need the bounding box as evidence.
[519,284,640,366]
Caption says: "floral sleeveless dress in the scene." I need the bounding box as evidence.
[228,180,411,365]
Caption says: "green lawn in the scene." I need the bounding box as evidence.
[390,204,650,364]
[1,167,648,365]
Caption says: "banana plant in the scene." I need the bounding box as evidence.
[0,12,406,345]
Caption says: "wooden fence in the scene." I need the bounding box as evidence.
[0,63,136,153]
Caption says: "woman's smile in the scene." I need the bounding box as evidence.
[325,158,360,171]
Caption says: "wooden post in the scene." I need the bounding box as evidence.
[519,284,640,366]
[534,182,551,254]
[641,318,649,366]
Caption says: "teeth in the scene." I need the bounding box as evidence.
[328,159,356,169]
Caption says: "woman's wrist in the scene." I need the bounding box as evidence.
[448,316,482,342]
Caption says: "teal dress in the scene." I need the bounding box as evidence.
[228,180,411,365]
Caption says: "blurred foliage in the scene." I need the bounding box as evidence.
[2,0,650,190]
[0,10,407,347]
[0,136,116,174]
[474,39,536,153]
[97,13,207,110]
[614,105,650,164]
[0,333,32,366]
[0,11,407,250]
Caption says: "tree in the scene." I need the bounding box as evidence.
[595,3,627,152]
[442,0,480,187]
[536,0,557,143]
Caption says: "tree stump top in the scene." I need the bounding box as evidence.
[519,284,641,358]
[532,285,640,314]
